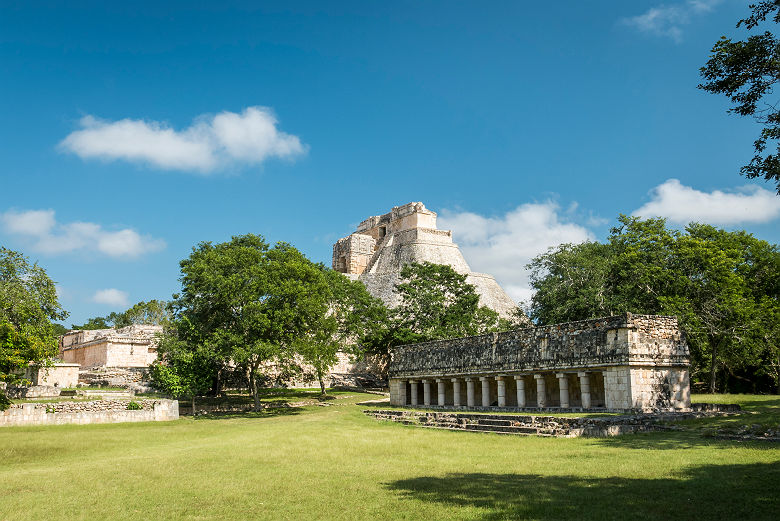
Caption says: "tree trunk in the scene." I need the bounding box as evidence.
[318,368,326,396]
[213,368,223,397]
[709,338,719,394]
[192,395,196,418]
[249,367,261,412]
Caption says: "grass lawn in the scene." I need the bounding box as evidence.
[1,393,778,520]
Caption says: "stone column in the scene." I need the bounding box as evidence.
[422,379,431,406]
[496,376,507,407]
[436,379,446,406]
[514,375,526,408]
[399,379,407,406]
[466,378,475,407]
[452,378,461,407]
[556,373,570,408]
[410,380,418,406]
[480,377,491,407]
[578,372,591,409]
[534,374,546,408]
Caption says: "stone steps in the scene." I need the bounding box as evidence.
[364,409,699,438]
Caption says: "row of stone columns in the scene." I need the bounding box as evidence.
[400,372,594,409]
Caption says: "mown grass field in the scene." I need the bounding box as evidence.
[1,392,778,520]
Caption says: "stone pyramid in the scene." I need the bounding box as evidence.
[332,202,517,318]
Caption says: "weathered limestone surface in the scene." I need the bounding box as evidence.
[333,202,518,319]
[78,367,152,391]
[0,399,179,427]
[23,363,80,388]
[389,313,691,411]
[364,407,739,438]
[59,324,161,368]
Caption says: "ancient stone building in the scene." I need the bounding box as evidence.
[59,325,162,368]
[333,202,517,318]
[388,313,691,411]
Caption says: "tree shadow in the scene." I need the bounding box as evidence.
[590,430,780,451]
[192,406,303,421]
[386,463,780,520]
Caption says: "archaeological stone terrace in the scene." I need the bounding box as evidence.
[388,313,691,412]
[333,201,518,319]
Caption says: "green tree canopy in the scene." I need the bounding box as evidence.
[393,262,510,342]
[160,235,331,410]
[699,1,780,192]
[527,216,780,393]
[294,267,387,394]
[72,299,169,330]
[0,248,68,409]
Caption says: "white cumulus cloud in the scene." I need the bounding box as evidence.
[1,209,165,259]
[621,0,722,42]
[633,179,780,225]
[92,288,129,307]
[438,202,594,304]
[59,106,307,173]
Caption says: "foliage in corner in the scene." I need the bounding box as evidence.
[699,1,780,193]
[0,247,67,410]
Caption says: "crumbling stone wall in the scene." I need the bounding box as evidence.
[78,367,151,392]
[0,399,179,427]
[59,325,161,368]
[390,314,688,376]
[389,313,691,411]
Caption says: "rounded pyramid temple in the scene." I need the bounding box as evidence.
[332,202,518,319]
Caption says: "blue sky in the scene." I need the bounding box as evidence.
[1,1,778,326]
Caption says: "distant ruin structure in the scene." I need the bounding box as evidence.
[333,202,517,318]
[59,325,162,368]
[389,313,691,411]
[58,325,162,391]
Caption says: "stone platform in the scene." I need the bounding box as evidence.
[364,405,740,438]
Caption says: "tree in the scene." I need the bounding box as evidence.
[71,316,113,330]
[166,235,329,411]
[699,1,780,193]
[527,241,614,325]
[393,262,509,343]
[528,217,780,393]
[72,299,169,330]
[0,248,68,409]
[113,300,169,328]
[295,267,387,395]
[149,328,214,415]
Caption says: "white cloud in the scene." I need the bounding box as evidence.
[1,209,165,259]
[621,0,721,42]
[633,179,780,225]
[439,202,594,304]
[92,288,129,307]
[59,106,307,173]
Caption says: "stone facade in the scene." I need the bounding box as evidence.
[0,399,179,427]
[333,202,518,319]
[59,325,162,368]
[388,313,691,411]
[24,363,80,388]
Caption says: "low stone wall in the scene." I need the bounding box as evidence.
[79,367,152,392]
[0,399,178,427]
[365,406,740,438]
[5,385,62,399]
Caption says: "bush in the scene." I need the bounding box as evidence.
[126,401,142,410]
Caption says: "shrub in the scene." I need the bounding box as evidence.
[126,401,142,410]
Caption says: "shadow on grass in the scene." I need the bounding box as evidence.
[589,430,779,451]
[386,463,780,520]
[192,406,303,421]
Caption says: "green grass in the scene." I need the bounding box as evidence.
[672,393,780,436]
[1,393,778,520]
